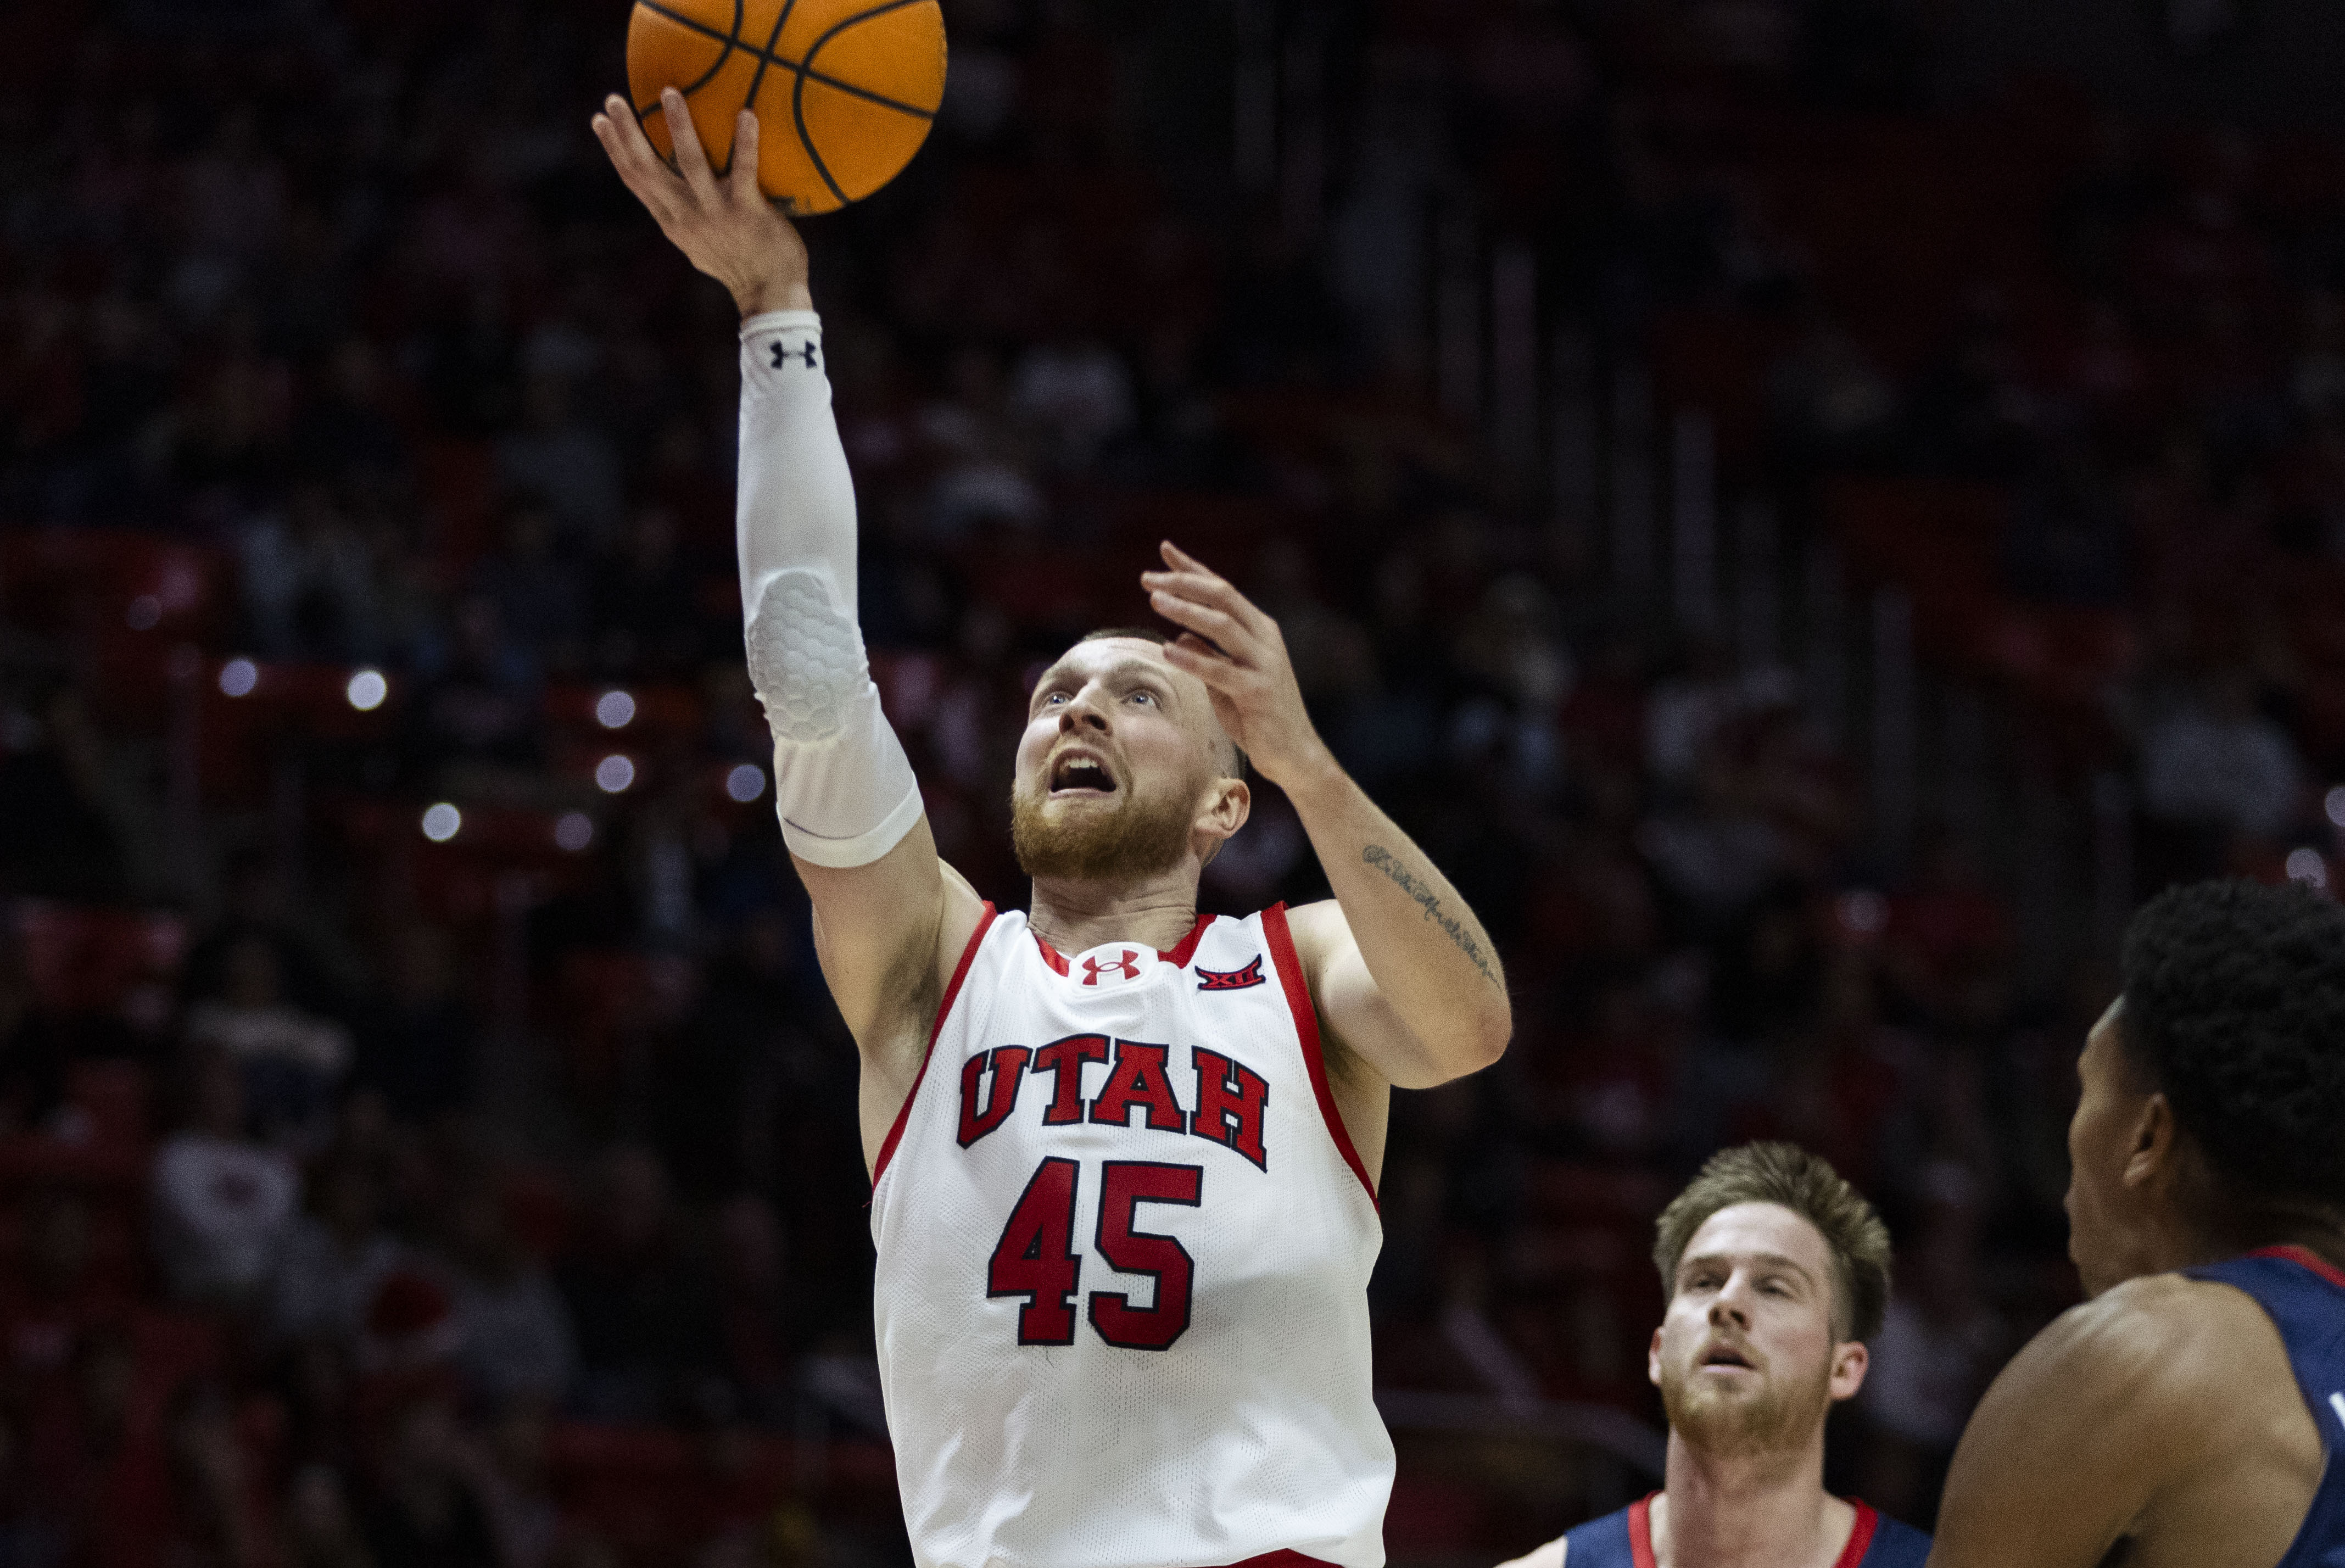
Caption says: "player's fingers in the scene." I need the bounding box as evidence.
[1158,540,1241,600]
[728,109,762,200]
[1142,567,1272,641]
[617,94,683,177]
[1153,542,1273,635]
[1159,634,1225,677]
[1148,589,1250,657]
[593,97,682,214]
[1161,636,1250,699]
[1160,540,1217,577]
[661,87,722,201]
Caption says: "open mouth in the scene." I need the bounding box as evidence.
[1701,1344,1755,1370]
[1048,753,1116,795]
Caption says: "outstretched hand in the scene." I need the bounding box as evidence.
[590,88,810,319]
[1143,542,1337,794]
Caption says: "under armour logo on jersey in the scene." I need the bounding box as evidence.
[1196,956,1266,992]
[771,339,818,370]
[1080,951,1143,986]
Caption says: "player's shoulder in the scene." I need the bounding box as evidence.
[2011,1269,2273,1417]
[1280,897,1345,943]
[1232,897,1328,982]
[1279,898,1359,983]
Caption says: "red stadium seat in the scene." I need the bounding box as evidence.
[0,531,227,721]
[12,902,187,1017]
[541,1425,903,1560]
[1383,1474,1493,1557]
[0,1135,148,1199]
[1651,309,1797,466]
[868,650,947,729]
[418,438,500,573]
[331,799,596,927]
[543,682,704,792]
[0,529,222,640]
[64,1061,150,1150]
[196,659,403,802]
[1522,1163,1670,1229]
[546,949,656,1103]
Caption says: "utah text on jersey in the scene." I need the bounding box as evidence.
[869,903,1392,1568]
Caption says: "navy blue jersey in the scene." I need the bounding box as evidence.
[1555,1493,1929,1568]
[2182,1247,2345,1568]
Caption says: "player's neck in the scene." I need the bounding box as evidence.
[1028,869,1202,956]
[1653,1430,1849,1568]
[2154,1164,2345,1275]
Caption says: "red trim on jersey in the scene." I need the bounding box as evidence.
[1630,1494,1881,1568]
[871,902,998,1188]
[2247,1244,2345,1292]
[1628,1495,1657,1568]
[1030,928,1072,976]
[1261,902,1377,1208]
[1836,1502,1882,1568]
[1029,912,1214,975]
[1227,1554,1338,1567]
[1160,911,1214,969]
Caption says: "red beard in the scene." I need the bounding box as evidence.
[1010,774,1198,883]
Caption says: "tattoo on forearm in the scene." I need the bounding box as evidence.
[1361,845,1503,991]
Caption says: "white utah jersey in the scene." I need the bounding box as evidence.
[870,903,1391,1568]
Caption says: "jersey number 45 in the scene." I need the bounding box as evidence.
[988,1157,1201,1351]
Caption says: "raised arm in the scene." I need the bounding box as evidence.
[591,93,984,1130]
[1143,543,1511,1101]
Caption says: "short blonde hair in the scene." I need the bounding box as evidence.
[1651,1142,1892,1342]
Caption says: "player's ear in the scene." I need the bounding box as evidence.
[1192,779,1248,870]
[2121,1090,2178,1193]
[1199,777,1250,838]
[1828,1338,1868,1402]
[1646,1326,1665,1390]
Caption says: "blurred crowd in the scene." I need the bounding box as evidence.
[4,0,2345,1560]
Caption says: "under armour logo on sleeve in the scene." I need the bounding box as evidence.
[771,339,819,370]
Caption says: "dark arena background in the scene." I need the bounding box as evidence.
[4,0,2345,1563]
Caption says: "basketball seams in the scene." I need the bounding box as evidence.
[790,60,937,120]
[628,0,941,212]
[802,0,940,84]
[736,0,804,172]
[789,57,851,209]
[795,0,940,204]
[632,0,939,122]
[630,0,745,123]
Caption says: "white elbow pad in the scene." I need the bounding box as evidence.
[745,568,923,867]
[736,310,922,869]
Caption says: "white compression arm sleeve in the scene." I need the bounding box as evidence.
[736,309,923,868]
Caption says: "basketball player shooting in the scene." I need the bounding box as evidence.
[1926,879,2345,1568]
[592,92,1513,1568]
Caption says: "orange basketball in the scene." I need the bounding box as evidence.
[627,0,946,216]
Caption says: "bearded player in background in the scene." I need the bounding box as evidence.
[592,91,1511,1568]
[1499,1143,1930,1568]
